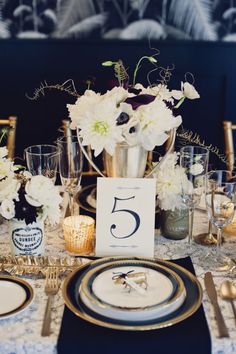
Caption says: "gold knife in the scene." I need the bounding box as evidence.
[204,272,229,338]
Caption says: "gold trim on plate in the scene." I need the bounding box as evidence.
[62,257,203,331]
[80,259,185,312]
[0,275,34,318]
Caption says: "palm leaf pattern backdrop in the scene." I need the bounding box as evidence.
[0,0,235,40]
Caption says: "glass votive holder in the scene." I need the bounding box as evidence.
[62,215,95,254]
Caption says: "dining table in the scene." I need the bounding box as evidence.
[0,181,236,354]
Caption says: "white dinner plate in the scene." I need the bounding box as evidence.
[79,260,186,322]
[0,276,34,319]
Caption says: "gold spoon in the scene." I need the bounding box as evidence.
[220,280,236,325]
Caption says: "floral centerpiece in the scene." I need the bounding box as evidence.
[0,146,62,255]
[67,56,200,178]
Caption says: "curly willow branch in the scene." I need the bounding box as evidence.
[26,80,79,100]
[177,128,229,166]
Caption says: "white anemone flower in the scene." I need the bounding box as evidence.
[78,99,124,157]
[0,199,15,219]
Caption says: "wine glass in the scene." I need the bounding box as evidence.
[179,146,209,246]
[24,144,60,184]
[205,170,236,268]
[57,135,83,215]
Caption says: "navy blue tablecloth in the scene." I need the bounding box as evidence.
[57,257,211,354]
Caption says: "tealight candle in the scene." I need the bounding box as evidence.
[62,215,95,254]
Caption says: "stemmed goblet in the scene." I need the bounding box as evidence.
[205,170,236,268]
[179,146,209,247]
[57,134,83,215]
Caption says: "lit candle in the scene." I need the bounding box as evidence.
[62,215,95,254]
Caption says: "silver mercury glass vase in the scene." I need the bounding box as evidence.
[160,208,189,240]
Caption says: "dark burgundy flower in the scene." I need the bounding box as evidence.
[116,112,129,126]
[125,94,156,110]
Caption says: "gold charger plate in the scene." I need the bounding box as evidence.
[63,257,202,331]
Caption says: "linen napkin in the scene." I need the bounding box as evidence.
[57,257,211,354]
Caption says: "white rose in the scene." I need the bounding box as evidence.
[0,199,15,219]
[25,175,56,207]
[43,204,61,225]
[189,163,204,176]
[0,177,20,202]
[0,158,15,180]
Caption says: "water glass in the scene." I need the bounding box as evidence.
[24,144,60,183]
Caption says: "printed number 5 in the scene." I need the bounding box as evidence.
[110,196,140,239]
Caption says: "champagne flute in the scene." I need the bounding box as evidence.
[57,135,83,215]
[179,146,209,246]
[205,170,236,268]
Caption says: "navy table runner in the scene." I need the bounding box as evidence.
[57,257,211,354]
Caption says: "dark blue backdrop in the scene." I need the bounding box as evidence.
[0,39,234,166]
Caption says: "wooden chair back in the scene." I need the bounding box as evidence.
[0,116,17,159]
[60,119,99,175]
[223,120,236,172]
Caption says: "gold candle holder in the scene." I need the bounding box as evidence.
[224,214,236,236]
[63,216,95,254]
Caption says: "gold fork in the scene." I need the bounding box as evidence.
[41,267,60,337]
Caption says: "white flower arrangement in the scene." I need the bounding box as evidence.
[67,57,200,157]
[0,148,62,225]
[154,152,192,212]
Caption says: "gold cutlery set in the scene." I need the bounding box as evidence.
[204,272,236,338]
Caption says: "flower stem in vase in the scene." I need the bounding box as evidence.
[188,207,194,245]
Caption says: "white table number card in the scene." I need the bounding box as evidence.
[96,177,156,257]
